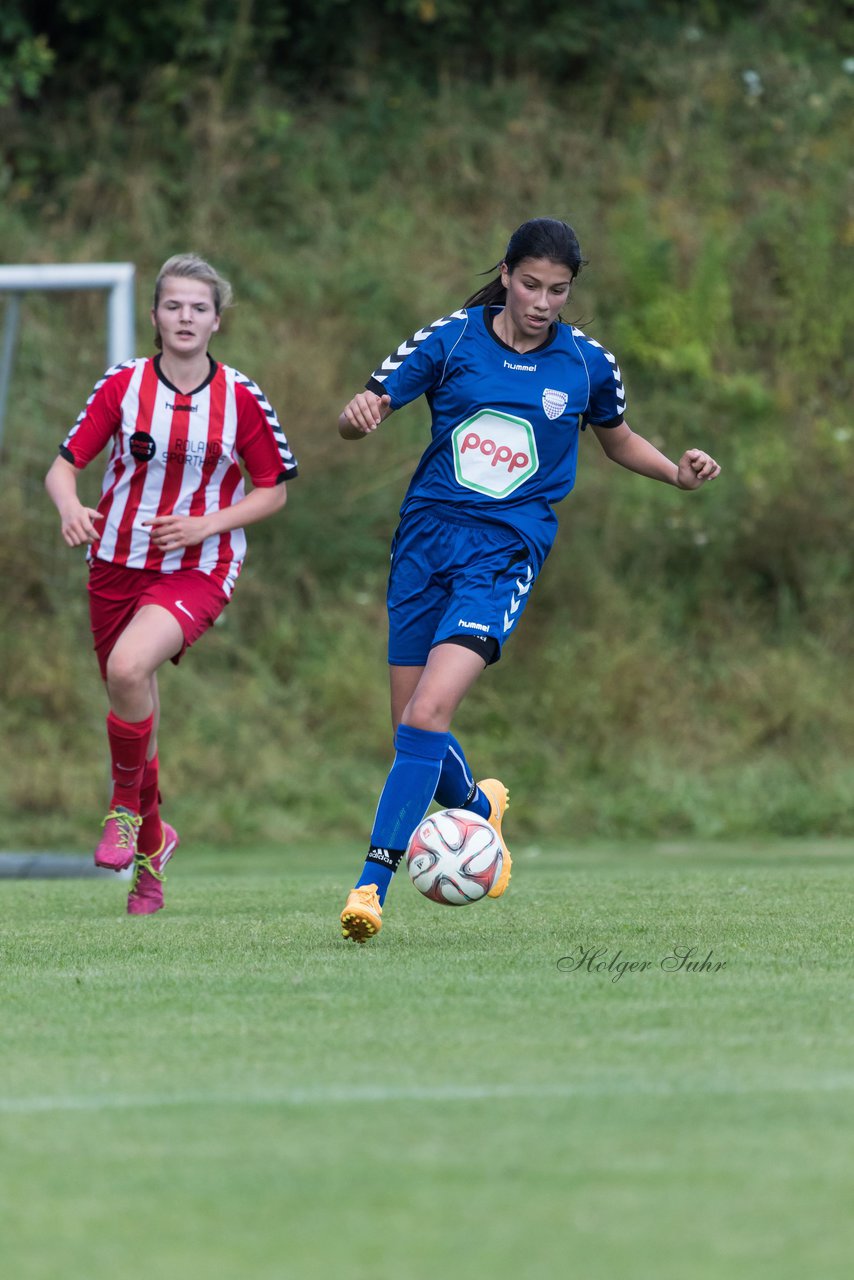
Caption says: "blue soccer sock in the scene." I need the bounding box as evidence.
[356,723,450,904]
[433,733,491,819]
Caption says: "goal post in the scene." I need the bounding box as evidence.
[0,262,136,449]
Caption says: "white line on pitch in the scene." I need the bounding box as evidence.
[1,1076,853,1115]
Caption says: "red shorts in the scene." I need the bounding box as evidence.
[88,558,229,679]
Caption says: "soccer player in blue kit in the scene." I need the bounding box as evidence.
[338,217,720,942]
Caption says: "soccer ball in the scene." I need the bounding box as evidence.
[406,808,503,906]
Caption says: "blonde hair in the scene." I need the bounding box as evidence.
[152,254,233,349]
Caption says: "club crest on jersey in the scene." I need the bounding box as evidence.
[452,409,538,498]
[129,431,156,462]
[542,388,568,421]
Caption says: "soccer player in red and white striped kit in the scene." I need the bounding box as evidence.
[46,254,298,913]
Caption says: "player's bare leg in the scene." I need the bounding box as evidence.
[105,605,183,722]
[397,642,486,733]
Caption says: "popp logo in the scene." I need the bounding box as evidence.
[451,410,538,498]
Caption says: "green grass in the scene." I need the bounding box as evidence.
[1,840,852,1279]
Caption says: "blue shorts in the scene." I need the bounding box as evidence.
[387,508,537,666]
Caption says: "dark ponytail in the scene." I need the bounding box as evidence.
[463,217,585,309]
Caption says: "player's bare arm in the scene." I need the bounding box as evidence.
[45,454,103,547]
[143,482,288,551]
[592,421,721,489]
[339,391,393,439]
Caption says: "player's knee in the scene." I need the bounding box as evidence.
[105,648,150,698]
[402,692,453,734]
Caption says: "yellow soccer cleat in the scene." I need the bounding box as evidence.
[478,779,512,898]
[340,884,383,943]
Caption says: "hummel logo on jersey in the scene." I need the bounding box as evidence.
[175,600,195,621]
[166,402,198,413]
[542,388,568,420]
[504,359,537,372]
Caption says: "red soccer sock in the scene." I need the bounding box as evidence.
[138,753,163,854]
[106,711,153,814]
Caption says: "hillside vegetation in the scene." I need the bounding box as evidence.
[1,11,852,847]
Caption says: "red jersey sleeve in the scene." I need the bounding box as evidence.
[60,362,137,469]
[233,373,299,486]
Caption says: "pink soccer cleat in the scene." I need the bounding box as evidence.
[94,806,142,871]
[127,822,180,915]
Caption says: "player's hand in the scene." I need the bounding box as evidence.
[59,504,103,547]
[143,514,211,550]
[676,449,721,489]
[340,391,392,436]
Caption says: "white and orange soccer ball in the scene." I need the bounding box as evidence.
[406,809,503,906]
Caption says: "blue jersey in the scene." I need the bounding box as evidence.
[368,306,626,569]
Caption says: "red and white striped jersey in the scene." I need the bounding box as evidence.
[61,356,298,596]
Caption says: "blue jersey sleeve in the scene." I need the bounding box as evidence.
[366,310,469,410]
[573,332,626,428]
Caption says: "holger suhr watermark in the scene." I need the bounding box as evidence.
[557,945,727,983]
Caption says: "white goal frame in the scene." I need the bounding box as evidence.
[0,262,136,448]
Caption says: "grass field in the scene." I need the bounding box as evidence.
[1,839,852,1280]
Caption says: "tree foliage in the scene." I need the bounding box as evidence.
[2,0,851,111]
[1,7,852,844]
[0,8,53,105]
